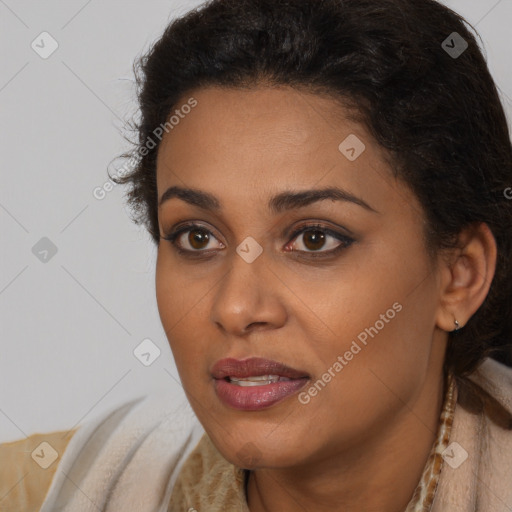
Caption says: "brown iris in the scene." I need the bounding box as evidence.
[188,228,210,249]
[302,229,326,251]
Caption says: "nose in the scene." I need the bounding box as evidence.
[210,256,287,336]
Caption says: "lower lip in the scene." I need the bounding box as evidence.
[214,378,309,411]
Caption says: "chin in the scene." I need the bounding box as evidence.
[209,427,307,470]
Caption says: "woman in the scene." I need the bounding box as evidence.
[2,0,512,510]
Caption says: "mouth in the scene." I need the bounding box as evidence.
[211,357,310,410]
[227,375,295,386]
[211,356,309,380]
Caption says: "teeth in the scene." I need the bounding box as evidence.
[229,375,291,386]
[231,374,279,381]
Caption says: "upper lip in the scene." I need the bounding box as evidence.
[211,357,310,380]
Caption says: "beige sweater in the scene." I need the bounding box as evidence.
[1,357,511,511]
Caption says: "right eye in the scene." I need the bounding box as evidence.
[161,223,225,254]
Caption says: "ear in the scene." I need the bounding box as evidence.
[435,222,497,332]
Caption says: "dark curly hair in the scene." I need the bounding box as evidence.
[111,0,512,423]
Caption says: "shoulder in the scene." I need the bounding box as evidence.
[38,392,204,512]
[429,358,512,511]
[467,356,512,420]
[464,357,512,508]
[471,356,512,392]
[0,428,78,512]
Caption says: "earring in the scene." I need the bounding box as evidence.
[453,319,460,332]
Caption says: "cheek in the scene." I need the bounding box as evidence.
[156,251,189,352]
[155,248,204,324]
[155,254,181,330]
[155,249,210,376]
[295,240,436,405]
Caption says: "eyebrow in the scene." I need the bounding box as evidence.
[158,185,378,214]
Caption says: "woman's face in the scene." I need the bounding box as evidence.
[155,85,448,469]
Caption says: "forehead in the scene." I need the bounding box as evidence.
[158,85,359,153]
[155,85,413,219]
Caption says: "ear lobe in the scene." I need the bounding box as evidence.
[435,222,497,332]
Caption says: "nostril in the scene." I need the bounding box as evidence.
[245,322,266,331]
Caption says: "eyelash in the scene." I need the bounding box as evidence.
[161,222,355,260]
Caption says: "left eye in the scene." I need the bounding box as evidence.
[162,223,354,257]
[285,225,354,255]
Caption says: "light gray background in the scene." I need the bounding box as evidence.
[1,0,511,442]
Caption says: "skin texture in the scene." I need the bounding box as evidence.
[154,85,497,512]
